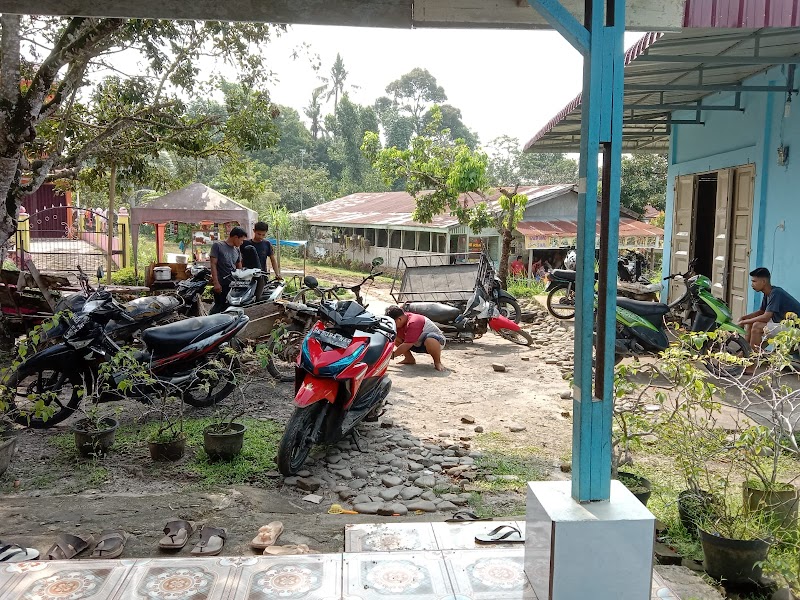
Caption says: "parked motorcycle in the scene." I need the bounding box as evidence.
[276,300,396,475]
[5,290,248,428]
[489,275,522,323]
[227,245,286,308]
[404,283,534,346]
[608,268,750,376]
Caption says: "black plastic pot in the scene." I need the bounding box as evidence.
[743,482,799,530]
[203,423,246,460]
[73,417,119,458]
[678,489,718,536]
[700,529,770,585]
[617,471,652,506]
[0,434,17,477]
[148,436,186,461]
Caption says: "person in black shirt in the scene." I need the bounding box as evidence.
[738,267,800,348]
[242,221,281,278]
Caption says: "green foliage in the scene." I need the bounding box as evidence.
[266,162,335,213]
[386,67,447,135]
[110,267,142,286]
[473,431,549,492]
[485,135,578,186]
[620,154,668,216]
[505,277,546,298]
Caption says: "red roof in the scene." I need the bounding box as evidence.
[684,0,800,27]
[516,218,664,238]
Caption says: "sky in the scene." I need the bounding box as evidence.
[256,25,644,150]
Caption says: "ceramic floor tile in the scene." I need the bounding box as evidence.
[0,559,133,600]
[651,570,681,600]
[230,553,342,600]
[344,523,439,552]
[342,550,455,600]
[431,522,526,551]
[443,549,537,600]
[112,556,238,600]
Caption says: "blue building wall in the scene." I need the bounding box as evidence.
[663,64,800,312]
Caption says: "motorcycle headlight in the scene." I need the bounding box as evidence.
[65,315,98,344]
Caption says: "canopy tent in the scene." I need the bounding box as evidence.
[131,183,257,270]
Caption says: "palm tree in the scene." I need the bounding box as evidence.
[326,53,348,113]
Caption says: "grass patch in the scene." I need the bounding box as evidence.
[283,258,395,285]
[472,431,549,492]
[506,276,547,299]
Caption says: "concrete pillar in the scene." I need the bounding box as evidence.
[17,207,30,260]
[117,207,131,268]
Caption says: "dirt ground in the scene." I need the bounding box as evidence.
[0,272,576,558]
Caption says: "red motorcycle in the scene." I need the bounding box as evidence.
[277,300,396,475]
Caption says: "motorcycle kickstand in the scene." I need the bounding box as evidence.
[350,430,363,452]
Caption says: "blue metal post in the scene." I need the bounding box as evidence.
[527,0,625,502]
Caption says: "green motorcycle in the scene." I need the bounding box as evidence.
[606,267,751,376]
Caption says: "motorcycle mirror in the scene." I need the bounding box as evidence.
[303,275,319,288]
[96,266,104,281]
[371,257,384,268]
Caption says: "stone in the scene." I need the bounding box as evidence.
[416,475,436,488]
[400,486,423,500]
[337,469,353,480]
[389,459,407,469]
[498,474,518,481]
[545,359,559,365]
[560,391,572,399]
[508,423,527,433]
[407,500,438,513]
[521,356,530,361]
[349,479,368,490]
[265,470,281,478]
[407,461,424,472]
[283,477,299,486]
[327,462,347,471]
[437,500,458,512]
[459,457,475,465]
[408,454,424,462]
[474,426,484,433]
[377,504,396,516]
[379,487,402,501]
[492,363,507,372]
[376,465,392,474]
[380,418,395,428]
[338,489,357,501]
[397,439,415,449]
[382,475,404,488]
[326,454,342,464]
[485,475,497,482]
[353,468,369,479]
[561,411,572,419]
[437,431,452,438]
[560,463,572,473]
[353,494,371,504]
[441,493,468,506]
[353,501,383,515]
[296,470,311,478]
[459,435,473,441]
[296,477,322,492]
[421,490,437,501]
[302,494,323,504]
[377,453,395,464]
[389,503,408,516]
[429,465,443,473]
[460,415,476,424]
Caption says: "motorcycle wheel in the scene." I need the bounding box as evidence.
[496,327,534,346]
[547,286,576,320]
[277,402,326,476]
[703,334,751,378]
[497,297,522,323]
[183,342,241,408]
[265,324,305,383]
[4,364,90,428]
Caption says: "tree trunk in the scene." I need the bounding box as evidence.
[498,225,513,289]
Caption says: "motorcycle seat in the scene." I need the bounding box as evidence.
[616,297,670,317]
[551,269,600,282]
[361,328,390,365]
[142,313,235,355]
[404,302,461,323]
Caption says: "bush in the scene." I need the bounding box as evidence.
[111,267,142,286]
[506,276,546,298]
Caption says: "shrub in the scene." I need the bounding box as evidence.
[111,267,142,286]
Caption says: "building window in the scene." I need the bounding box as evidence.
[390,230,401,249]
[365,229,376,245]
[377,229,388,247]
[417,232,431,252]
[436,234,446,253]
[402,231,416,250]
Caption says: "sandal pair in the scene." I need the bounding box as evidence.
[159,520,227,556]
[0,542,39,562]
[44,531,128,560]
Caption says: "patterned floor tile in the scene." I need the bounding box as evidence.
[230,554,342,600]
[344,523,438,552]
[113,556,238,600]
[443,549,537,600]
[0,559,133,600]
[342,550,455,600]
[651,570,680,600]
[431,522,526,551]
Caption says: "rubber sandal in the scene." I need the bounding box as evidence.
[91,531,128,559]
[445,510,493,523]
[159,520,196,550]
[263,544,311,556]
[46,533,94,560]
[191,526,227,556]
[0,543,39,562]
[251,522,284,550]
[475,525,524,544]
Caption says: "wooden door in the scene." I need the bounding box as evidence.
[727,165,755,320]
[711,169,733,299]
[669,175,696,302]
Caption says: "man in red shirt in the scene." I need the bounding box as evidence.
[510,255,526,276]
[385,306,446,371]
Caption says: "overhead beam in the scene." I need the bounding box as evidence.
[624,102,744,111]
[636,53,800,65]
[625,118,704,124]
[627,83,799,92]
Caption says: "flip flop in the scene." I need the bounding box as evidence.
[46,533,94,560]
[0,543,39,562]
[475,525,524,544]
[251,522,284,550]
[445,510,493,523]
[263,544,311,556]
[91,531,128,559]
[190,526,227,556]
[159,520,196,550]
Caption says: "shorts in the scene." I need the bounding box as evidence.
[410,332,447,353]
[764,321,790,340]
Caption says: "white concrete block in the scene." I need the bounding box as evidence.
[525,480,655,600]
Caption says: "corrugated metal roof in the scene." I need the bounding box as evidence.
[516,218,664,237]
[297,185,576,229]
[525,28,800,153]
[684,0,800,28]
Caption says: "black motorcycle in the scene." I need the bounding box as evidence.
[5,290,249,428]
[226,245,286,308]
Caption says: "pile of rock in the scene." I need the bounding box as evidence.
[282,423,481,515]
[520,299,575,379]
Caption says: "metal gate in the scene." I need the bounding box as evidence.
[15,207,126,274]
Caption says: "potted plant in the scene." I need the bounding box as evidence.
[202,358,246,461]
[147,387,186,461]
[72,408,119,458]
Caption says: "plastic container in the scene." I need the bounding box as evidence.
[154,266,172,281]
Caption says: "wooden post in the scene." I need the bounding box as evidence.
[107,162,116,284]
[25,258,56,312]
